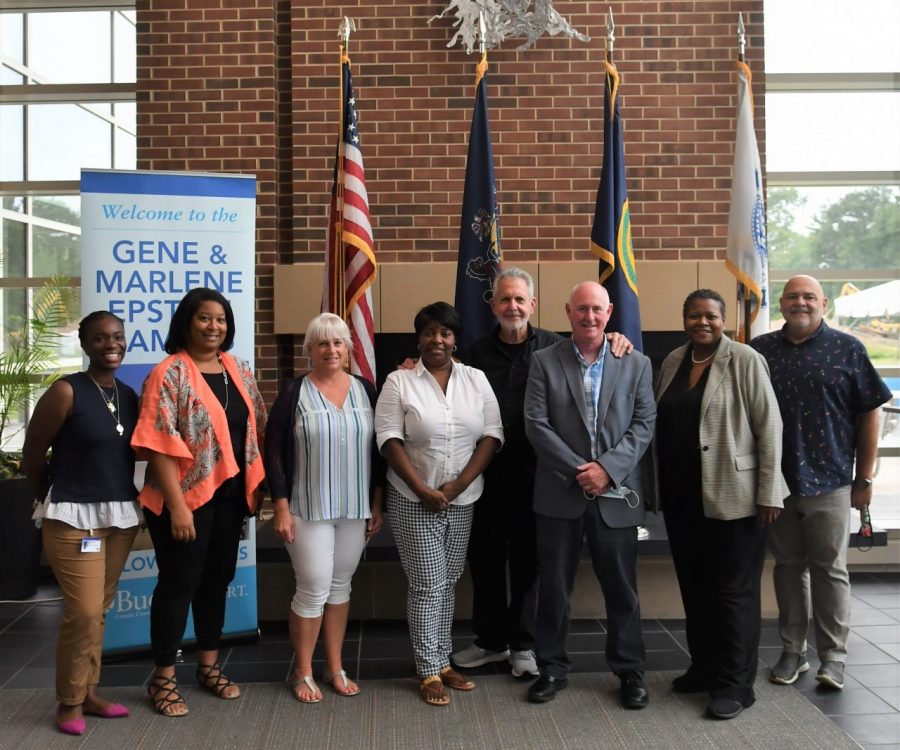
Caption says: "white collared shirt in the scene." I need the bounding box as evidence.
[375,359,504,506]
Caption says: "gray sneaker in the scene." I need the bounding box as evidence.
[816,661,845,690]
[769,652,809,685]
[451,643,510,668]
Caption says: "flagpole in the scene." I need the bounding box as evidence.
[334,17,355,319]
[736,12,752,343]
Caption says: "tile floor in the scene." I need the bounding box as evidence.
[1,572,898,748]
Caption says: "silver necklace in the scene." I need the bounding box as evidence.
[690,350,716,365]
[216,353,230,410]
[87,374,124,436]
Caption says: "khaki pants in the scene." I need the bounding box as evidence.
[42,519,137,706]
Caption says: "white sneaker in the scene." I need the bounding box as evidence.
[509,649,539,677]
[452,643,510,668]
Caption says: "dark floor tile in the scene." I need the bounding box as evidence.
[98,664,154,688]
[23,643,58,667]
[829,713,900,747]
[4,665,55,689]
[759,627,785,648]
[567,632,606,652]
[851,605,900,627]
[568,652,609,673]
[643,650,692,671]
[257,621,291,642]
[569,618,606,633]
[853,593,900,610]
[803,686,896,716]
[0,647,40,670]
[0,630,48,649]
[643,630,683,651]
[846,664,900,689]
[359,636,412,659]
[656,619,687,630]
[845,642,900,667]
[0,667,17,687]
[227,641,295,663]
[631,619,666,633]
[859,744,900,750]
[4,608,63,631]
[358,620,410,639]
[855,625,900,645]
[870,686,900,711]
[356,658,415,680]
[222,660,292,684]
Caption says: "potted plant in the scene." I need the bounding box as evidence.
[0,279,71,599]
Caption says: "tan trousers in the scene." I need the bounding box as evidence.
[42,519,137,706]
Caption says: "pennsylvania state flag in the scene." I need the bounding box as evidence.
[591,61,643,352]
[455,54,501,356]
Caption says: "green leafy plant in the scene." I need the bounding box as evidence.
[0,278,72,479]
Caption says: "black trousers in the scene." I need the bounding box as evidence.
[145,477,246,667]
[663,493,767,704]
[467,480,538,652]
[535,502,644,679]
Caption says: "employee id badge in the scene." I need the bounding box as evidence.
[81,537,102,553]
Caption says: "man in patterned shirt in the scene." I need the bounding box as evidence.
[751,275,892,691]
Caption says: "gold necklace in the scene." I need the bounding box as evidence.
[87,374,124,436]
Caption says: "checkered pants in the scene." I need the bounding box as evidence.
[386,483,474,677]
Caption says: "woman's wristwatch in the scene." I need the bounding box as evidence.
[853,477,873,490]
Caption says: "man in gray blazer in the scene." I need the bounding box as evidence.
[524,281,656,708]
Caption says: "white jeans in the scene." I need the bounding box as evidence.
[284,515,367,618]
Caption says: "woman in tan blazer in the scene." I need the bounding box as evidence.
[655,289,787,721]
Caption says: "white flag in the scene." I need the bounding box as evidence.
[725,61,769,340]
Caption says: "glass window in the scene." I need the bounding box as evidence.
[26,11,111,84]
[766,92,900,172]
[27,104,113,180]
[1,215,26,277]
[768,185,900,270]
[765,0,900,74]
[32,196,81,226]
[33,224,81,278]
[1,105,24,181]
[0,13,23,65]
[114,102,137,169]
[113,11,136,83]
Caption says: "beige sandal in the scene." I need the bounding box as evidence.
[323,669,360,697]
[289,674,322,703]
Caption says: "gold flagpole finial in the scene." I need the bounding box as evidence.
[339,16,356,49]
[606,8,615,62]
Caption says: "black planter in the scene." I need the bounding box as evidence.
[0,477,42,600]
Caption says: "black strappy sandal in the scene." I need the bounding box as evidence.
[148,674,188,717]
[196,662,241,699]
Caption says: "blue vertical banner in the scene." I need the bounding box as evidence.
[79,168,259,655]
[455,54,501,356]
[590,61,643,352]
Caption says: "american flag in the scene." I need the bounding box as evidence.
[322,50,376,383]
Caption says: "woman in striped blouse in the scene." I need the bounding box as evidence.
[265,313,384,703]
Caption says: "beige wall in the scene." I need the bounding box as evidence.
[274,261,736,334]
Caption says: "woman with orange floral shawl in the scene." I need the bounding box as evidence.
[132,288,266,717]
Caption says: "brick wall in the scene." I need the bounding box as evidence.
[136,0,766,397]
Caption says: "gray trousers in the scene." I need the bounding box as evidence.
[768,487,851,663]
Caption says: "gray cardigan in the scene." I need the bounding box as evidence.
[654,335,788,520]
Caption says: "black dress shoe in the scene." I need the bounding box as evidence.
[619,671,649,710]
[528,674,568,703]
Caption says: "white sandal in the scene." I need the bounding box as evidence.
[323,668,360,697]
[288,674,321,703]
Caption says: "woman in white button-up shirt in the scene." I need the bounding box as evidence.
[375,302,503,707]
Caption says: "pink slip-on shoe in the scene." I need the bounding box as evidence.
[55,707,86,736]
